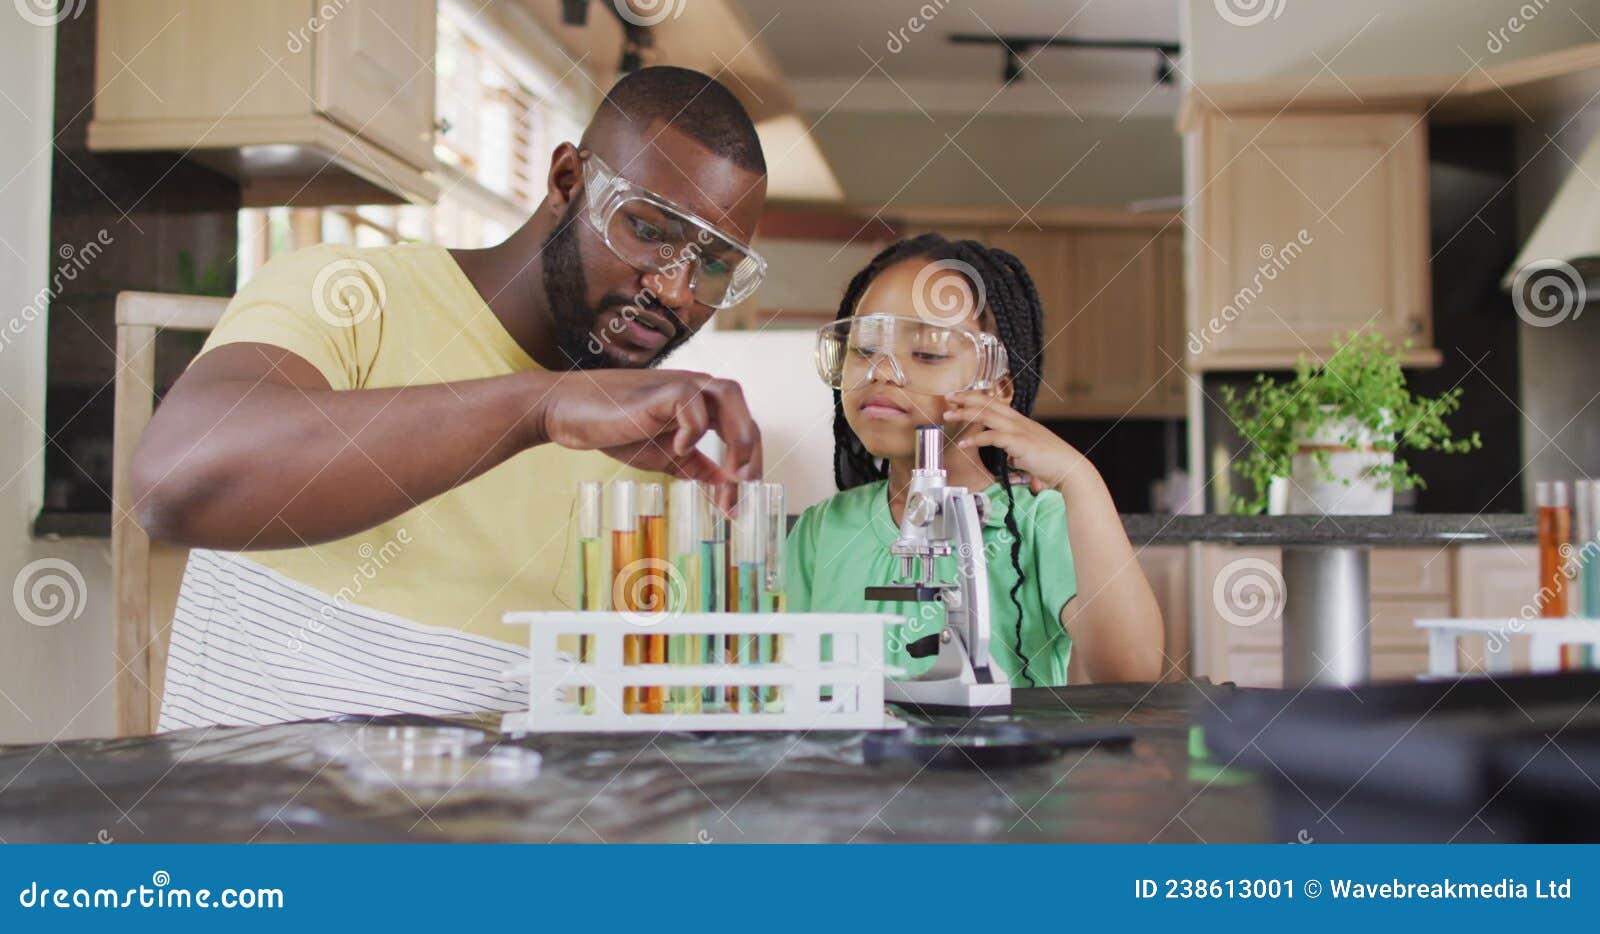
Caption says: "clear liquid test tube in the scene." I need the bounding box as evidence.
[575,481,603,713]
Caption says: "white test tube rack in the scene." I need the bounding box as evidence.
[501,611,908,733]
[1414,617,1600,678]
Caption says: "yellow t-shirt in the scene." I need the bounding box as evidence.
[197,241,660,646]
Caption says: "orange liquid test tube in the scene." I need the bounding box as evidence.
[640,483,667,714]
[1537,481,1574,667]
[610,480,641,713]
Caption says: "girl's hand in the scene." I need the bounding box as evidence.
[943,390,1087,495]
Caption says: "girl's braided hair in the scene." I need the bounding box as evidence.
[830,234,1046,686]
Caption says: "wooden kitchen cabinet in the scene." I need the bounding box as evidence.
[988,226,1185,419]
[1451,544,1541,672]
[1136,545,1191,680]
[1199,545,1453,687]
[89,0,439,206]
[1187,111,1436,370]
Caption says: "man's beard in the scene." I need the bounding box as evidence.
[542,199,693,370]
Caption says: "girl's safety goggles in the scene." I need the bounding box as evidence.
[580,152,767,310]
[815,315,1009,396]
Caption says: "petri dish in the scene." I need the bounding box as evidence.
[312,724,488,766]
[343,743,542,794]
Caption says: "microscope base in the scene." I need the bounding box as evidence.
[885,679,1011,716]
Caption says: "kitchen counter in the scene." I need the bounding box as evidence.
[1120,513,1537,689]
[1121,513,1536,547]
[0,682,1268,843]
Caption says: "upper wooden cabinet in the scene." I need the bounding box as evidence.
[990,226,1185,419]
[89,0,439,206]
[1187,111,1437,370]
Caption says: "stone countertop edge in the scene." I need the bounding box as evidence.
[1120,513,1537,547]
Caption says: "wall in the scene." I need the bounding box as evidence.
[810,112,1181,209]
[0,18,116,743]
[669,328,838,512]
[1186,0,1600,84]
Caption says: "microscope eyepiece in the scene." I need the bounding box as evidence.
[914,424,942,473]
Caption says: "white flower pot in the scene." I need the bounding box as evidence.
[1288,409,1394,516]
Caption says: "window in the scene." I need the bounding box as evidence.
[238,3,591,286]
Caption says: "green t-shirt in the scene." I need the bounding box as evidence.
[785,480,1078,687]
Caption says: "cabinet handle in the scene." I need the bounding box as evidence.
[434,117,453,136]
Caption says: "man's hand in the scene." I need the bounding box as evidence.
[534,369,763,486]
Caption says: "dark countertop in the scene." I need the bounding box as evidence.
[0,682,1269,843]
[1121,513,1536,547]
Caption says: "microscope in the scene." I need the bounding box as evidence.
[866,424,1012,713]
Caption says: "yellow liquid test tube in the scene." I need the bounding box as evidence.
[762,482,786,712]
[575,481,603,715]
[669,480,704,714]
[733,481,766,713]
[640,483,668,714]
[700,490,727,713]
[609,480,641,714]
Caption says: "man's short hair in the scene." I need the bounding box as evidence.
[590,66,766,174]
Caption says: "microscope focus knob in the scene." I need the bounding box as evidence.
[905,491,940,527]
[972,491,989,525]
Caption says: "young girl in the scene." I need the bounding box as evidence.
[784,235,1163,685]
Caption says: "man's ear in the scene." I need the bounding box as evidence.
[547,142,584,213]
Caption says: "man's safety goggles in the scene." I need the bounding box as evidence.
[580,152,767,310]
[815,315,1009,396]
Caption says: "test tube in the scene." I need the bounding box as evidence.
[762,482,786,712]
[640,483,667,714]
[575,481,603,714]
[1578,480,1599,668]
[1537,481,1574,668]
[700,488,728,712]
[610,479,641,713]
[669,480,704,713]
[732,480,766,712]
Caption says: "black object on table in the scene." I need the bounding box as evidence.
[0,682,1267,843]
[1204,671,1600,843]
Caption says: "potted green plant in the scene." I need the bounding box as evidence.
[1218,331,1482,515]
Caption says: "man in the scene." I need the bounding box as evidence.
[131,67,768,730]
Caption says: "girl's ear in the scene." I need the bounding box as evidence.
[995,372,1016,405]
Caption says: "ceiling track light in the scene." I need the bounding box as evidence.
[948,33,1181,87]
[603,3,655,75]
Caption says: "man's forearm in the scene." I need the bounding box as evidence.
[133,369,558,549]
